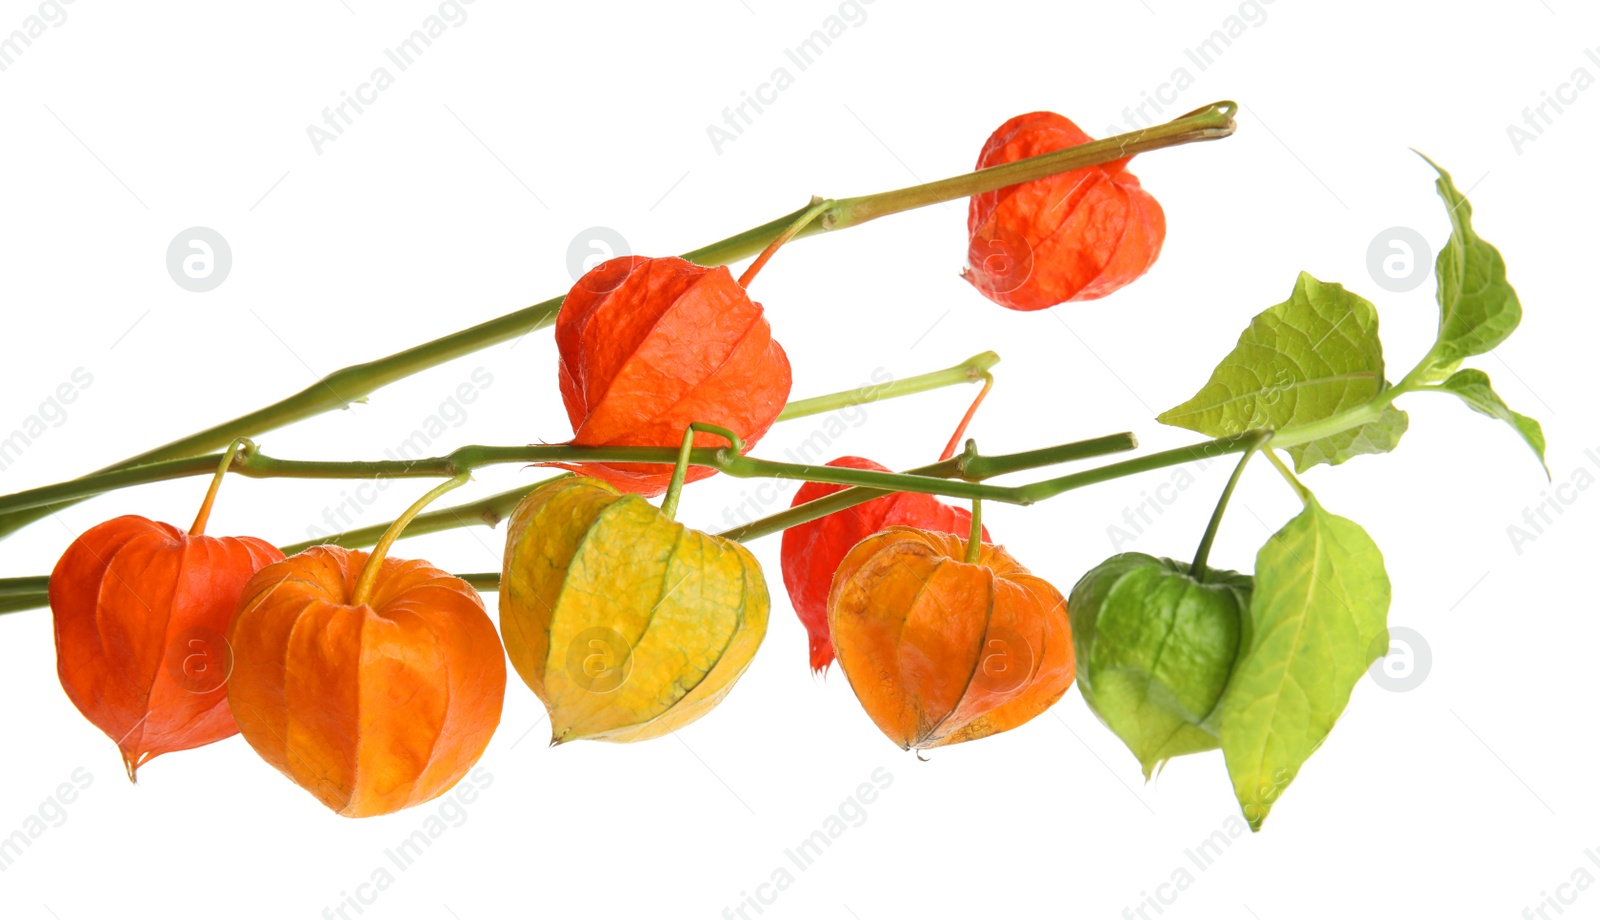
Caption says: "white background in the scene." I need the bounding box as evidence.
[1,1,1596,918]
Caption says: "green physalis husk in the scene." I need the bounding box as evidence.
[1069,553,1252,779]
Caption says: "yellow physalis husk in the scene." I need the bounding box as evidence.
[499,477,770,743]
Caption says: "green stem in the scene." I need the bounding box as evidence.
[279,474,571,556]
[0,432,1142,612]
[0,575,49,598]
[0,593,47,615]
[776,351,999,421]
[715,432,1138,543]
[1190,432,1268,580]
[0,353,991,522]
[456,572,501,592]
[1,429,1259,610]
[966,496,983,565]
[660,424,743,520]
[350,472,471,606]
[1015,431,1268,503]
[1263,449,1313,504]
[0,102,1236,542]
[1266,383,1413,450]
[823,101,1237,228]
[737,196,834,288]
[0,442,1044,518]
[456,432,1257,592]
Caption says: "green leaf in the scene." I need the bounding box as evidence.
[1284,403,1409,473]
[1433,368,1548,474]
[1420,154,1522,366]
[1219,497,1390,831]
[1158,272,1386,439]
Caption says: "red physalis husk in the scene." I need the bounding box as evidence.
[965,111,1166,310]
[552,255,792,496]
[780,457,990,673]
[50,515,282,780]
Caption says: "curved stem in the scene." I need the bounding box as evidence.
[940,373,994,462]
[1190,432,1268,580]
[188,438,252,536]
[660,423,742,521]
[350,472,471,607]
[0,101,1236,543]
[737,197,833,288]
[1263,449,1313,505]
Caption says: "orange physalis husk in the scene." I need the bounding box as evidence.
[551,255,792,496]
[500,476,769,743]
[780,457,990,673]
[965,111,1166,311]
[50,515,282,781]
[827,526,1074,750]
[227,545,506,817]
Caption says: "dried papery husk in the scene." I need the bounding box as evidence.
[500,476,769,743]
[552,255,791,495]
[50,515,282,780]
[828,526,1074,750]
[228,545,506,817]
[780,457,990,672]
[965,111,1165,310]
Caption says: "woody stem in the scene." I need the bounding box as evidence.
[188,438,252,536]
[0,102,1236,542]
[349,472,471,607]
